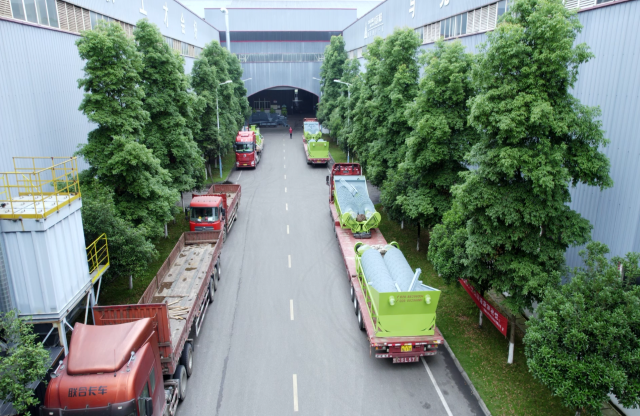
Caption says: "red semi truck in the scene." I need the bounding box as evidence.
[189,184,241,242]
[235,130,260,168]
[328,163,445,363]
[40,231,223,416]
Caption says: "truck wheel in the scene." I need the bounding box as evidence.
[208,278,215,303]
[173,365,188,401]
[354,297,359,316]
[180,343,194,377]
[350,284,354,302]
[217,263,221,281]
[358,308,365,331]
[213,273,218,291]
[223,229,227,243]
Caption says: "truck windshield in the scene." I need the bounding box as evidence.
[191,207,219,222]
[236,143,254,153]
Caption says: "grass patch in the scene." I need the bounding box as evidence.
[98,214,190,306]
[375,205,572,416]
[323,134,358,164]
[205,151,236,185]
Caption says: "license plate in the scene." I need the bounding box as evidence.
[401,345,413,352]
[393,356,419,364]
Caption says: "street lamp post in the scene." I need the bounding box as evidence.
[217,80,233,178]
[334,79,352,162]
[221,8,231,53]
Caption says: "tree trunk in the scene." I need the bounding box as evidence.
[164,223,168,238]
[507,317,516,364]
[128,275,133,290]
[417,223,421,251]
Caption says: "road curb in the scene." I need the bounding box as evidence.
[443,339,492,416]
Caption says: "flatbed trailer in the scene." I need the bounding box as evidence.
[303,140,330,165]
[328,164,444,363]
[85,231,223,413]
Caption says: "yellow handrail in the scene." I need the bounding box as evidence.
[86,233,110,283]
[0,157,81,220]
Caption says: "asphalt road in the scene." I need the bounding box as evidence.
[178,119,485,415]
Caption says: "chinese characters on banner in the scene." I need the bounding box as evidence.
[458,279,508,336]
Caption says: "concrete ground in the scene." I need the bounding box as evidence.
[177,121,485,415]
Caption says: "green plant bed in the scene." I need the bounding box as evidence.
[325,136,358,164]
[98,214,190,306]
[375,205,573,416]
[205,151,236,185]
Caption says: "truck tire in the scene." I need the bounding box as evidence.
[213,272,218,291]
[223,229,227,243]
[217,263,221,281]
[350,284,354,302]
[354,297,359,316]
[357,308,365,331]
[208,278,215,303]
[180,343,194,377]
[173,365,188,401]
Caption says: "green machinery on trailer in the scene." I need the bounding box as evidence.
[250,125,264,153]
[354,242,441,337]
[303,118,329,160]
[332,174,381,236]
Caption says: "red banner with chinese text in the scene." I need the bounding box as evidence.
[458,279,508,336]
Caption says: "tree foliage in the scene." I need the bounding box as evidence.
[382,40,476,229]
[329,59,361,154]
[80,177,157,281]
[429,0,612,312]
[525,242,640,415]
[350,28,420,188]
[226,51,252,125]
[317,35,348,128]
[75,21,178,238]
[134,19,204,193]
[191,41,240,166]
[0,311,49,414]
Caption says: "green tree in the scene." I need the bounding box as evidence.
[75,22,179,238]
[381,40,476,245]
[80,178,157,285]
[191,41,238,172]
[525,242,640,415]
[134,20,204,193]
[226,51,252,126]
[350,28,420,188]
[429,0,612,313]
[0,311,49,414]
[329,59,361,154]
[318,35,348,128]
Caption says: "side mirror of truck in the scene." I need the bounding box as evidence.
[326,175,329,186]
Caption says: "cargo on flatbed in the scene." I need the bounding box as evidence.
[328,163,444,363]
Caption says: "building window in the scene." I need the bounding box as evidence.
[9,0,58,27]
[414,27,423,43]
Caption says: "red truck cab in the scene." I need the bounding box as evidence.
[235,131,259,168]
[41,318,165,416]
[189,195,224,232]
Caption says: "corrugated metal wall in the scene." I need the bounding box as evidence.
[0,20,93,174]
[230,41,329,54]
[1,205,90,319]
[204,7,356,31]
[242,62,321,97]
[345,0,640,269]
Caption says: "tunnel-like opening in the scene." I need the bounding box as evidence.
[248,86,319,115]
